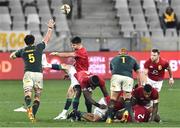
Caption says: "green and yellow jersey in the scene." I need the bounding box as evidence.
[110,54,140,78]
[15,42,46,72]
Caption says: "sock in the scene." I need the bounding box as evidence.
[64,98,72,110]
[52,64,63,70]
[124,99,134,121]
[107,100,116,119]
[24,95,31,108]
[73,97,79,111]
[32,100,40,117]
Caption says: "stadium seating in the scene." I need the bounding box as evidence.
[0,0,180,51]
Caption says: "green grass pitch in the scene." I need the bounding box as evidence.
[0,79,180,127]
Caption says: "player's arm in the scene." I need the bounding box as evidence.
[9,51,17,59]
[42,19,55,44]
[10,49,22,59]
[166,65,174,86]
[100,86,110,104]
[141,68,148,85]
[50,52,75,58]
[83,90,106,109]
[135,69,142,86]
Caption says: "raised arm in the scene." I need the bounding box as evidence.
[43,19,55,44]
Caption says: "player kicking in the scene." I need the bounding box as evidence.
[50,36,89,120]
[142,48,174,92]
[10,19,55,122]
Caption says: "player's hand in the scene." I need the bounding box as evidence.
[47,19,55,29]
[169,78,174,87]
[99,104,107,109]
[50,52,58,56]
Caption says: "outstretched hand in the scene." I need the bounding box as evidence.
[47,19,55,28]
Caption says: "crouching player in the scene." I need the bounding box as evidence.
[67,95,151,123]
[75,70,110,113]
[132,84,160,122]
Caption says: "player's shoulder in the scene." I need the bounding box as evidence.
[127,55,138,62]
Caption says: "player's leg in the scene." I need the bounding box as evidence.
[72,85,81,111]
[67,65,81,111]
[31,72,43,122]
[106,75,121,124]
[67,110,101,122]
[122,76,135,122]
[33,87,42,119]
[84,92,93,113]
[81,112,101,122]
[23,72,34,121]
[54,86,74,120]
[54,65,78,120]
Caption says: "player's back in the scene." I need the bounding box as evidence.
[133,105,150,122]
[110,55,139,78]
[16,42,45,72]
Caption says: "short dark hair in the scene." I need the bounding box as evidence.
[144,84,152,93]
[24,35,35,45]
[71,36,81,44]
[151,48,160,55]
[90,75,99,86]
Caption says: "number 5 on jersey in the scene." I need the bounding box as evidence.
[28,53,35,63]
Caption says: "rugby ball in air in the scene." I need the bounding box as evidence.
[60,4,71,15]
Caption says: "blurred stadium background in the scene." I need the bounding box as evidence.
[0,0,180,127]
[0,0,180,51]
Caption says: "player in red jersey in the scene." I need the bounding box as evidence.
[75,71,110,113]
[115,105,150,123]
[50,36,89,120]
[142,49,174,92]
[132,84,160,122]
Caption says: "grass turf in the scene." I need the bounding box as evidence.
[0,80,180,127]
